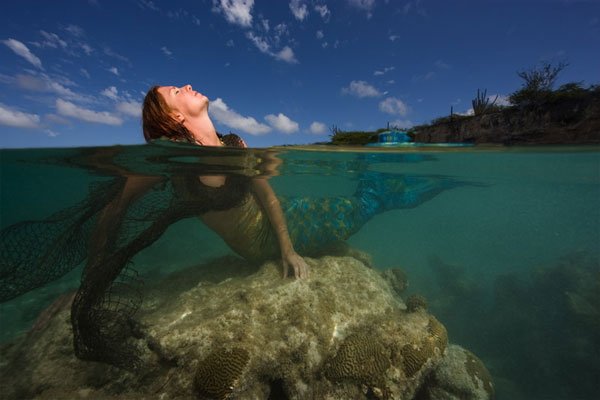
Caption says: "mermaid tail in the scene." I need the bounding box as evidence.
[282,197,364,254]
[354,172,465,218]
[280,172,466,254]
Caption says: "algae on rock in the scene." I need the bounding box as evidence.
[0,253,493,400]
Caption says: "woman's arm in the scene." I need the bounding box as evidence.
[251,178,309,279]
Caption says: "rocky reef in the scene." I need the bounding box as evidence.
[0,251,493,399]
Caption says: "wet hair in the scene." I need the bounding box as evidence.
[142,86,246,148]
[142,85,196,143]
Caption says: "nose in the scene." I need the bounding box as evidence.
[185,84,192,91]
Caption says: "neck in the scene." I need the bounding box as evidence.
[184,112,220,146]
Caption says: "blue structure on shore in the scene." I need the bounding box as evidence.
[372,130,411,144]
[366,129,474,147]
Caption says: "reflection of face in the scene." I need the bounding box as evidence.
[158,84,209,120]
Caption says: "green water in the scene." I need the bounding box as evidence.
[1,143,599,399]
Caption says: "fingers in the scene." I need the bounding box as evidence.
[281,254,309,279]
[291,256,309,279]
[282,262,289,279]
[295,259,309,279]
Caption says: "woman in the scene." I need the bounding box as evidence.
[141,84,308,279]
[0,84,466,371]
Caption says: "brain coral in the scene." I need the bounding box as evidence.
[465,349,494,398]
[324,333,390,382]
[194,347,249,400]
[401,316,447,377]
[406,294,428,313]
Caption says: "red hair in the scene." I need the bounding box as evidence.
[142,86,195,143]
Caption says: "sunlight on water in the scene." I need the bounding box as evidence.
[1,142,598,399]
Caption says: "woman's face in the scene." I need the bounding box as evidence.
[158,84,209,119]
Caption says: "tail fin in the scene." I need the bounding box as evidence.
[355,172,482,217]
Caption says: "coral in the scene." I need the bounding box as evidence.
[418,344,494,400]
[0,255,459,399]
[324,333,390,383]
[428,316,448,352]
[464,349,494,399]
[194,347,249,400]
[382,267,409,297]
[401,316,447,377]
[406,294,428,313]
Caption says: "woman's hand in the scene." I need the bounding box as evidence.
[282,249,309,279]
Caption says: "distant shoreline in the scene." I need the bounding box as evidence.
[322,87,600,146]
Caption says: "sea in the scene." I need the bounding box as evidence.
[1,142,599,399]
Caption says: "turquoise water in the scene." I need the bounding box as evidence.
[1,143,599,399]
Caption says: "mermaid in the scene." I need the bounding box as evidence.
[0,83,465,370]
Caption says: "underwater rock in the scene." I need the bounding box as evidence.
[418,344,494,400]
[381,267,409,297]
[0,253,477,399]
[405,294,428,313]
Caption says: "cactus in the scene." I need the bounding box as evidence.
[472,88,497,115]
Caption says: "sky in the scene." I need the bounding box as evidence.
[1,0,599,148]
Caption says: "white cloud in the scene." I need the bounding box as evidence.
[212,0,254,27]
[138,0,159,11]
[309,121,327,134]
[161,46,173,57]
[80,68,90,79]
[56,99,123,125]
[374,66,395,76]
[226,39,234,47]
[108,67,119,76]
[246,32,297,64]
[289,0,308,21]
[117,100,142,117]
[273,23,288,41]
[316,30,324,39]
[80,43,93,55]
[104,47,130,64]
[274,46,298,63]
[15,73,93,103]
[2,39,43,69]
[379,97,409,116]
[342,80,381,98]
[435,59,451,69]
[314,4,330,21]
[457,108,475,116]
[261,18,270,31]
[246,32,270,53]
[0,103,41,129]
[488,94,510,106]
[101,86,119,100]
[40,30,67,48]
[209,98,271,135]
[412,71,435,82]
[347,0,375,17]
[389,35,400,42]
[265,113,299,134]
[64,24,85,37]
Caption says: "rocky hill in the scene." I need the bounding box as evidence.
[413,91,600,145]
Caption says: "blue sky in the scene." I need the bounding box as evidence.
[1,0,599,148]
